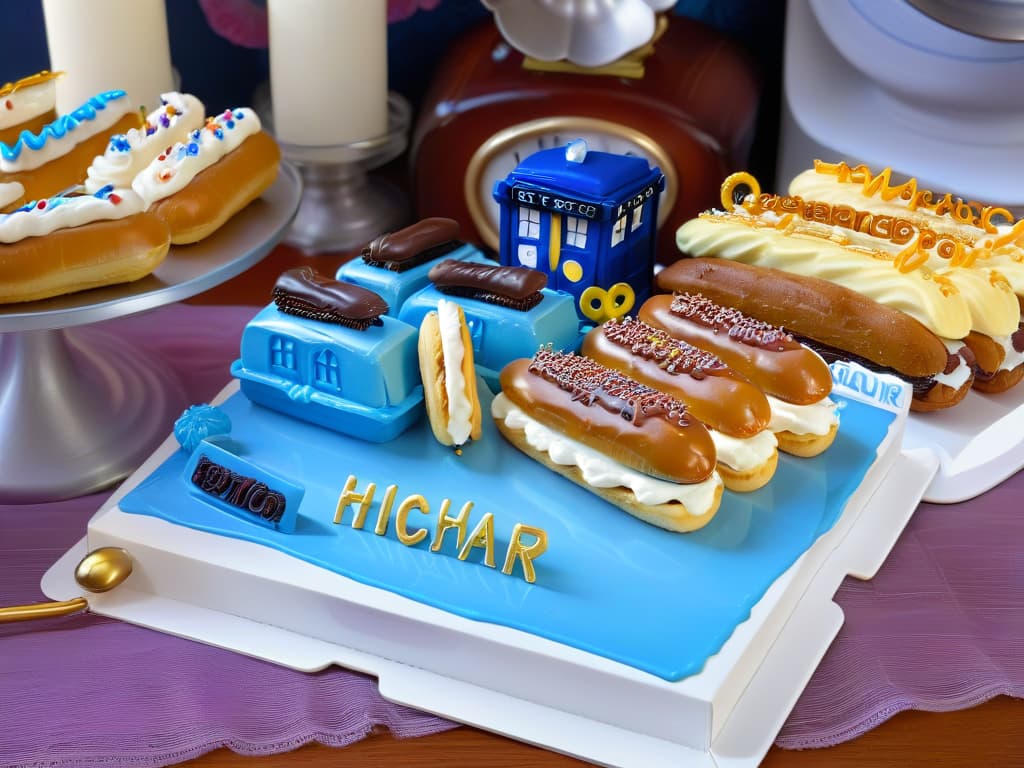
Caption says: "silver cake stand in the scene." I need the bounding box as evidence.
[0,162,302,504]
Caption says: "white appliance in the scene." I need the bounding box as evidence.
[778,0,1024,209]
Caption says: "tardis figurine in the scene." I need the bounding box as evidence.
[493,139,665,324]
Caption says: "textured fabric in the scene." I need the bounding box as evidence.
[0,303,1020,767]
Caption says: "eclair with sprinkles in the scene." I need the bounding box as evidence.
[582,316,779,489]
[0,89,141,212]
[639,288,840,456]
[492,349,722,532]
[132,107,280,243]
[0,184,170,304]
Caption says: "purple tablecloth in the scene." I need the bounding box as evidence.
[1,304,1021,766]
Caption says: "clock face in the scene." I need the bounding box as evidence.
[464,116,678,252]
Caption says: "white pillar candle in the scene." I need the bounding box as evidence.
[42,0,174,115]
[269,0,388,146]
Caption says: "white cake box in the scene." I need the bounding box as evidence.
[43,364,937,768]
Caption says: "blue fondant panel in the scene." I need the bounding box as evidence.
[121,389,894,682]
[335,243,492,315]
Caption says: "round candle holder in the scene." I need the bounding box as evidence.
[258,91,412,255]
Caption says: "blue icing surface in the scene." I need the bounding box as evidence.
[1,90,127,162]
[335,242,491,314]
[120,389,895,681]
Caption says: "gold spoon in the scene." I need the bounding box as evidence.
[0,547,132,623]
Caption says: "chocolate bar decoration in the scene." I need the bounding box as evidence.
[361,217,462,272]
[273,267,388,330]
[428,259,547,311]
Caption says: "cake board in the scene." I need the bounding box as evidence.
[903,387,1024,503]
[42,362,938,768]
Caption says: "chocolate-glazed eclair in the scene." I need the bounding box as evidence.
[639,285,840,456]
[273,267,388,329]
[361,217,462,272]
[428,259,547,311]
[582,317,778,491]
[492,349,722,532]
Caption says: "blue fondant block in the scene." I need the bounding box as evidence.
[335,242,491,315]
[232,304,424,442]
[398,285,586,392]
[183,438,303,533]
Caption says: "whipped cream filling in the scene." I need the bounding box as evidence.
[85,92,205,194]
[0,182,24,209]
[132,107,261,206]
[437,299,474,446]
[766,395,838,437]
[491,393,723,513]
[936,339,974,390]
[709,427,777,472]
[0,186,143,243]
[0,79,56,131]
[1,90,131,173]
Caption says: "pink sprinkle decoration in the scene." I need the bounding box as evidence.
[158,169,173,181]
[157,154,166,161]
[109,193,122,204]
[36,200,46,209]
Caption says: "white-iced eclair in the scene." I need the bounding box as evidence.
[418,298,483,450]
[0,90,140,212]
[0,184,170,304]
[132,107,280,244]
[0,70,60,146]
[85,91,205,194]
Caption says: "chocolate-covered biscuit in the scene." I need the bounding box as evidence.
[428,259,547,311]
[273,267,388,329]
[361,217,462,272]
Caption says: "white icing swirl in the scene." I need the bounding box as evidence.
[0,91,132,173]
[132,107,261,207]
[491,393,722,512]
[85,92,205,194]
[0,188,143,243]
[766,394,838,437]
[709,428,777,472]
[0,182,24,209]
[936,339,973,390]
[0,79,56,131]
[437,298,474,446]
[676,211,973,340]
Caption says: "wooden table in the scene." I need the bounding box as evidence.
[183,244,1023,767]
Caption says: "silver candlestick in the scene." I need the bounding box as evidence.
[256,89,412,255]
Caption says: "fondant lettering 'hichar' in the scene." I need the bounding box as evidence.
[332,475,548,583]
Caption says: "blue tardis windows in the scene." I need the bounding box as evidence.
[314,348,341,391]
[565,216,588,248]
[269,336,296,372]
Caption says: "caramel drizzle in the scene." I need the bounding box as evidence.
[668,292,799,351]
[814,160,1016,234]
[0,70,63,99]
[603,317,726,379]
[527,349,689,426]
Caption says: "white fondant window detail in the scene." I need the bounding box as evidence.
[270,336,296,370]
[518,243,538,268]
[518,206,540,240]
[631,205,643,231]
[314,348,341,390]
[565,216,587,248]
[611,214,627,246]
